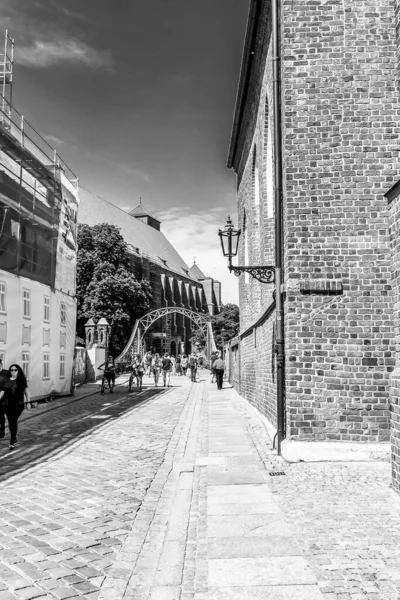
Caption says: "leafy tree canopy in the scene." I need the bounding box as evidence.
[76,223,152,355]
[191,303,240,351]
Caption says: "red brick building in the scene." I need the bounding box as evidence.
[227,0,400,471]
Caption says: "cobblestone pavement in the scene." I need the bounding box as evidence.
[236,395,400,600]
[1,373,400,600]
[0,373,194,599]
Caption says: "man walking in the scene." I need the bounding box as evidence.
[189,353,198,382]
[162,353,172,387]
[213,354,225,390]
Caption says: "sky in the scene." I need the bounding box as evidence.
[0,0,250,304]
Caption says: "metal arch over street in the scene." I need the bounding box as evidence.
[140,307,210,337]
[116,307,216,363]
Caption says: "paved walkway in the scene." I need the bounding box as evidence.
[0,372,399,599]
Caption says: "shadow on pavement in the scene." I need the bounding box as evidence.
[0,383,171,484]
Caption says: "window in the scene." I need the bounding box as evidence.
[44,296,50,322]
[243,212,249,284]
[264,98,274,219]
[60,354,65,378]
[43,353,50,379]
[60,302,66,326]
[23,289,31,318]
[0,282,6,313]
[252,148,260,207]
[22,352,29,380]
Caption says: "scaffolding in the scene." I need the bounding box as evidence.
[0,30,14,129]
[0,29,78,289]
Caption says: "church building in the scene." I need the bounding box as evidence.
[78,191,221,356]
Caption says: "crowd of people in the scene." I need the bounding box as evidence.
[0,358,29,450]
[98,349,226,393]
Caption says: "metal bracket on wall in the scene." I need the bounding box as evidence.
[229,265,275,284]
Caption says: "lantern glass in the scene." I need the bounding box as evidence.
[218,216,241,258]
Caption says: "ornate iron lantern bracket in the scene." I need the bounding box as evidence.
[218,216,275,284]
[229,264,275,284]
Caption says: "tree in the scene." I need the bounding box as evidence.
[211,303,240,350]
[76,223,152,355]
[190,303,240,351]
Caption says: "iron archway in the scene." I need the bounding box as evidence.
[116,306,217,363]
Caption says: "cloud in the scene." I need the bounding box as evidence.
[44,134,64,146]
[158,206,239,305]
[16,38,113,69]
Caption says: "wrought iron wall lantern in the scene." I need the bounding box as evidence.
[218,216,275,284]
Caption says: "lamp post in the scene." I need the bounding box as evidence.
[218,214,285,455]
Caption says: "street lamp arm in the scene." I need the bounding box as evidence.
[229,265,275,284]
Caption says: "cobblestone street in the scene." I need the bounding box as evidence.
[0,372,399,599]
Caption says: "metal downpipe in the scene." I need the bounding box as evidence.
[272,0,286,455]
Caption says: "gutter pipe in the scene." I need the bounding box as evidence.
[272,0,286,455]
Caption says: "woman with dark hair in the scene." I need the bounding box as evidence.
[0,364,29,450]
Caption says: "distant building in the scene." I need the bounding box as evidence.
[0,45,80,398]
[78,191,221,355]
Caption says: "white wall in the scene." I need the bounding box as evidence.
[0,270,76,399]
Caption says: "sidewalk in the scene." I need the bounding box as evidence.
[98,376,319,599]
[99,373,400,600]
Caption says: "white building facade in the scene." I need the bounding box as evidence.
[0,104,79,399]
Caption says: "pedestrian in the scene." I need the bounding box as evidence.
[188,353,198,382]
[0,357,8,439]
[98,355,116,393]
[144,352,152,377]
[210,351,218,383]
[171,355,176,375]
[181,354,188,376]
[175,354,182,376]
[162,353,173,387]
[213,354,225,390]
[0,364,29,450]
[152,353,162,387]
[132,354,145,391]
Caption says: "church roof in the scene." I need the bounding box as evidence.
[189,262,206,280]
[78,189,199,282]
[128,199,160,222]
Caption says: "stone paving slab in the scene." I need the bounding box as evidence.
[206,584,325,600]
[207,536,302,559]
[208,556,317,587]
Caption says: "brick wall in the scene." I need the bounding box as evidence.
[230,0,400,443]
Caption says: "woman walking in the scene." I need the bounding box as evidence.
[0,364,29,450]
[175,354,182,376]
[181,354,188,377]
[132,354,145,391]
[152,353,162,387]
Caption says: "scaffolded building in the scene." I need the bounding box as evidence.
[0,32,80,399]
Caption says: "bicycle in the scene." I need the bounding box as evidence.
[98,367,115,395]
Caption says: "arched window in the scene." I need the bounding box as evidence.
[264,98,273,218]
[252,147,260,207]
[243,211,249,284]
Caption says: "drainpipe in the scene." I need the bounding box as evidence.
[272,0,285,455]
